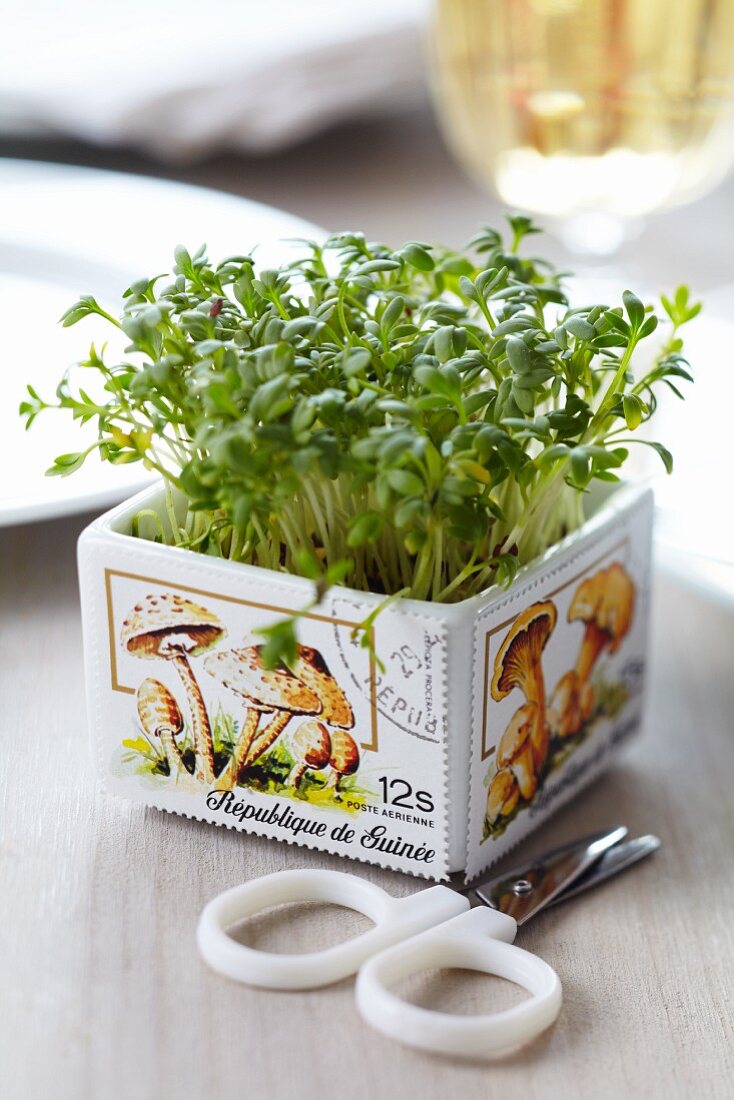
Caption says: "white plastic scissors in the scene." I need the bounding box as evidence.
[197,826,659,1060]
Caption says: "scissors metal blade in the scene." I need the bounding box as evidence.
[544,833,660,908]
[470,825,627,925]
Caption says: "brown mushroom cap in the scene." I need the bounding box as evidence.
[292,720,332,769]
[568,562,635,653]
[136,678,184,735]
[287,645,354,729]
[204,645,322,715]
[328,728,360,776]
[121,593,225,658]
[491,601,557,701]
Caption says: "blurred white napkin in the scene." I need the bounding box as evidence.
[0,0,429,159]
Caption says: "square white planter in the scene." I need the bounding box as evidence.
[78,481,653,880]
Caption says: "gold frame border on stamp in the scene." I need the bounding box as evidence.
[480,538,630,761]
[105,568,379,752]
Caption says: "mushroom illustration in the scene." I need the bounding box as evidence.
[136,678,185,777]
[496,702,539,801]
[205,645,321,787]
[324,728,360,797]
[286,645,354,729]
[121,594,225,784]
[486,768,520,825]
[491,601,557,774]
[286,720,332,788]
[549,562,636,736]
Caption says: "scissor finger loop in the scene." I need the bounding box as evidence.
[355,907,562,1060]
[196,868,467,990]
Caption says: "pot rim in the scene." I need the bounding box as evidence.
[81,479,654,623]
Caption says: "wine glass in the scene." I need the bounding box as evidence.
[429,0,734,590]
[428,0,734,257]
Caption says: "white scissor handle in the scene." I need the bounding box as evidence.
[197,868,468,990]
[356,907,562,1060]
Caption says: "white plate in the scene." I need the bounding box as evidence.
[0,160,323,527]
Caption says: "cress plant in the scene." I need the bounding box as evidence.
[21,216,698,664]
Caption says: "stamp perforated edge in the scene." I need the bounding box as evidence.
[465,487,654,881]
[78,525,452,880]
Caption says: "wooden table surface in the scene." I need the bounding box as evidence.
[2,113,734,1099]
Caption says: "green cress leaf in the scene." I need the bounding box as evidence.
[46,450,91,476]
[256,617,299,669]
[564,315,596,341]
[386,469,424,497]
[638,315,659,339]
[458,275,480,303]
[60,295,121,329]
[622,393,645,430]
[401,243,435,272]
[353,259,401,276]
[433,326,455,363]
[506,335,531,371]
[623,290,645,330]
